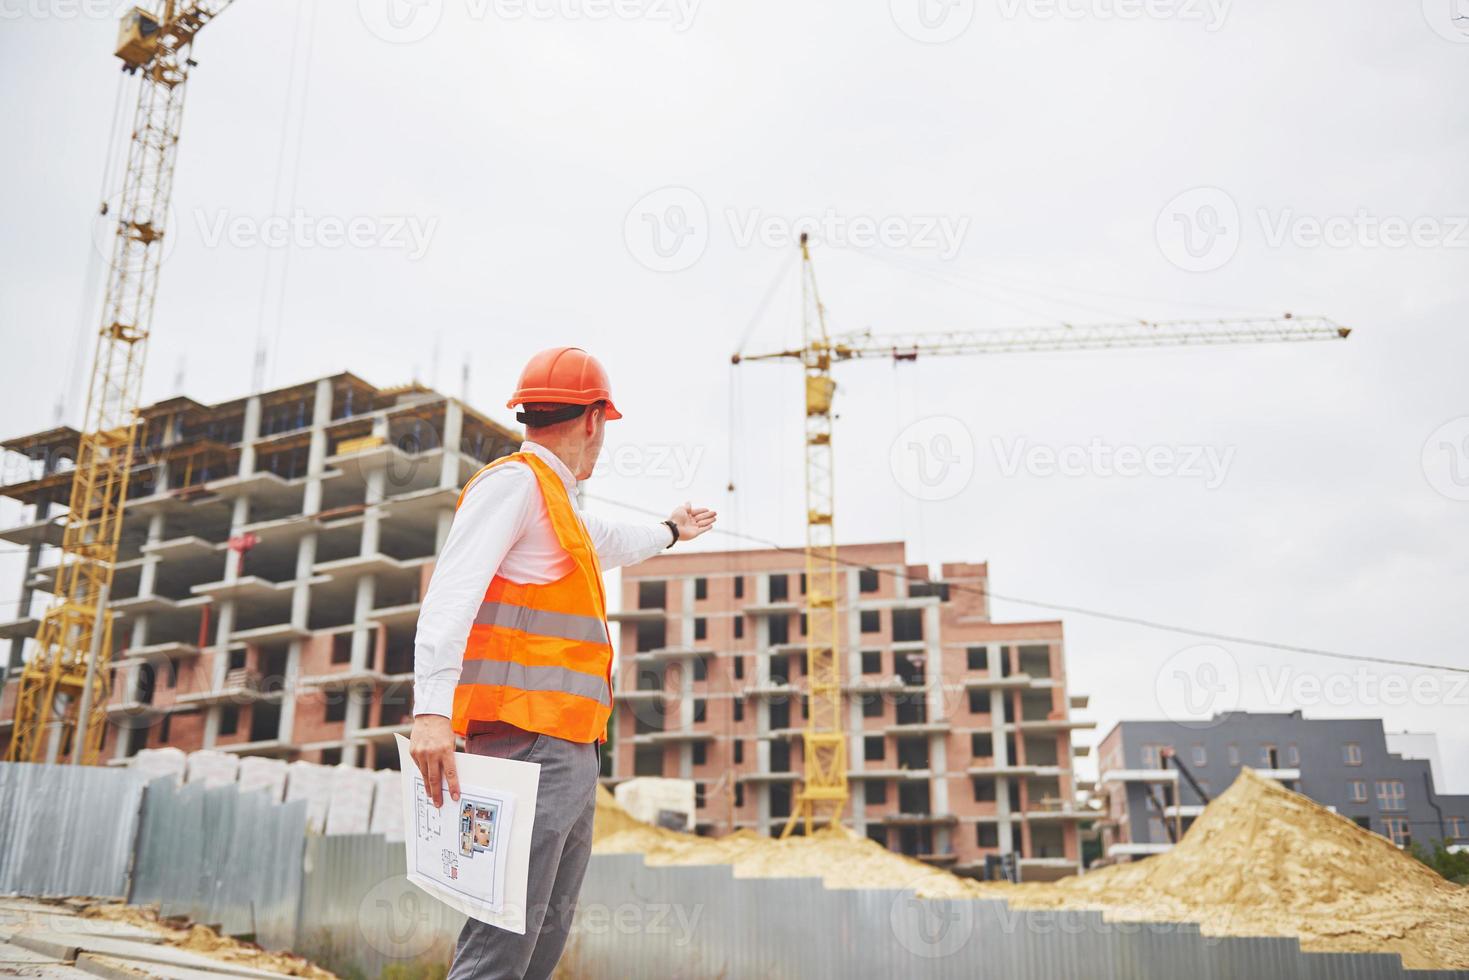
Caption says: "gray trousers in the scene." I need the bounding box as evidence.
[447,722,599,980]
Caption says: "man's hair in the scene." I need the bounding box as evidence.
[521,400,605,432]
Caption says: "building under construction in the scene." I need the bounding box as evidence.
[0,373,520,766]
[607,542,1095,879]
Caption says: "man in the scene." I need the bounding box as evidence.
[411,346,716,980]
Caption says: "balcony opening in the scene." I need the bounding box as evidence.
[637,580,667,609]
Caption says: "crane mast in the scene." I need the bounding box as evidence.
[8,1,235,764]
[734,240,1350,835]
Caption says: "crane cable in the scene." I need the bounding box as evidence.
[581,492,1468,677]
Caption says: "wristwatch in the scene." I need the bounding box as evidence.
[663,520,679,548]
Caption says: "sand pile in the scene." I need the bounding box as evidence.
[1001,768,1469,970]
[592,769,1469,969]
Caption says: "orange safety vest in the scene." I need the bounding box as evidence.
[450,452,613,744]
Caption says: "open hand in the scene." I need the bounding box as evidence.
[670,501,717,542]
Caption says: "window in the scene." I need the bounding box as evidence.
[865,735,885,762]
[866,780,887,805]
[768,574,789,601]
[1343,742,1362,766]
[967,690,986,714]
[733,740,744,764]
[977,823,998,848]
[909,581,950,601]
[694,617,707,642]
[733,617,745,639]
[799,613,808,636]
[859,568,880,593]
[1375,780,1405,812]
[693,655,707,681]
[799,574,806,595]
[861,650,882,674]
[733,576,744,599]
[1383,817,1411,847]
[692,742,707,766]
[1287,743,1300,766]
[861,694,883,718]
[860,610,881,634]
[1191,745,1207,766]
[158,713,171,742]
[693,699,707,724]
[694,577,708,600]
[320,748,342,766]
[966,647,987,671]
[768,616,790,646]
[331,631,353,665]
[733,656,744,680]
[166,658,179,688]
[1141,744,1172,769]
[695,782,706,808]
[891,609,923,642]
[219,705,239,736]
[971,732,993,758]
[325,695,347,723]
[733,698,744,722]
[1227,744,1240,766]
[1260,744,1279,768]
[638,580,666,609]
[635,620,666,652]
[1348,780,1368,802]
[734,783,744,807]
[1446,816,1466,840]
[228,648,247,671]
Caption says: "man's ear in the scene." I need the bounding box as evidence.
[584,406,601,436]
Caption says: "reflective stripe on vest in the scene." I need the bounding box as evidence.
[451,451,613,744]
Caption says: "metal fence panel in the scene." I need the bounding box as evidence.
[0,761,146,899]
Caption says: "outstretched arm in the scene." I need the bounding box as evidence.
[582,501,718,569]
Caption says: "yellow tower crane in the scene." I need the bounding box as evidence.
[734,233,1351,836]
[8,1,238,764]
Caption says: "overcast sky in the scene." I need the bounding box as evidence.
[2,1,1466,791]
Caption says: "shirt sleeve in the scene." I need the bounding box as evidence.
[412,465,535,718]
[580,509,671,570]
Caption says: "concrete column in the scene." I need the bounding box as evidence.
[350,575,376,670]
[277,637,302,744]
[434,508,453,551]
[678,578,694,779]
[845,568,865,835]
[991,684,1012,856]
[439,400,464,489]
[925,604,948,852]
[137,512,165,598]
[302,378,332,517]
[239,395,262,476]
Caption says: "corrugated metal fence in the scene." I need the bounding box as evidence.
[4,761,1468,979]
[0,761,147,899]
[129,776,307,950]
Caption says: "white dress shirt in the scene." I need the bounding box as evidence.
[412,441,671,719]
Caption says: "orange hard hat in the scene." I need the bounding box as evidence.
[507,347,622,421]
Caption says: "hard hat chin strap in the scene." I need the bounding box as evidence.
[515,403,592,427]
